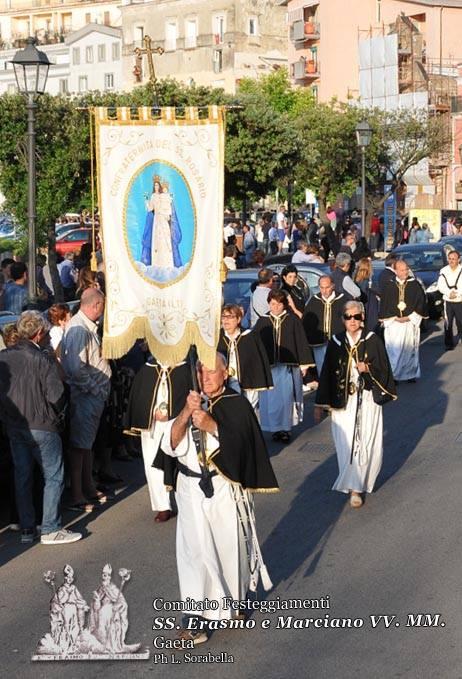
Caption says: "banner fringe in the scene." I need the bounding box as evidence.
[102,318,217,369]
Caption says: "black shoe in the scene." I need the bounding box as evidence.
[280,431,291,443]
[272,432,282,442]
[21,528,37,544]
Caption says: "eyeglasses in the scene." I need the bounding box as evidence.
[343,313,363,321]
[222,314,238,319]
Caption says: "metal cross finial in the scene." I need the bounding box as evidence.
[133,35,164,104]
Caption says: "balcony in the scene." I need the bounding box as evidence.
[290,20,320,44]
[184,35,197,49]
[292,57,320,81]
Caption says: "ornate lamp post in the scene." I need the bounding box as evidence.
[355,120,372,237]
[10,37,50,305]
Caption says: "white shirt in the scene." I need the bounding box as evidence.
[437,264,462,302]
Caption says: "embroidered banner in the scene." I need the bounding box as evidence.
[95,106,225,367]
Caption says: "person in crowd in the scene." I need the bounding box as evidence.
[408,218,420,244]
[2,322,19,348]
[354,258,379,332]
[255,290,314,442]
[217,304,272,413]
[326,206,337,232]
[47,303,71,355]
[393,219,405,248]
[437,249,462,350]
[223,221,235,245]
[303,275,344,376]
[280,264,307,319]
[320,221,340,261]
[160,353,278,644]
[242,224,256,265]
[291,241,323,264]
[378,253,398,296]
[314,300,396,508]
[250,268,274,327]
[353,237,372,261]
[251,250,265,269]
[125,356,193,523]
[332,253,361,301]
[268,222,279,255]
[59,252,77,301]
[0,310,82,544]
[379,259,428,383]
[291,220,306,252]
[76,267,105,297]
[223,245,237,272]
[307,218,319,245]
[370,213,381,251]
[255,219,264,251]
[276,205,287,253]
[4,262,28,313]
[415,223,433,243]
[340,232,357,259]
[61,288,112,511]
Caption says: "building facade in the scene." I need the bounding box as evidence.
[0,23,122,94]
[121,0,287,93]
[281,0,462,103]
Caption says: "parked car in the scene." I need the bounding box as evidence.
[55,222,81,239]
[55,228,94,255]
[391,242,462,318]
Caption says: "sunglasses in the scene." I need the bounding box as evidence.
[343,313,363,321]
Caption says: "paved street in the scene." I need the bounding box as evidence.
[1,320,462,679]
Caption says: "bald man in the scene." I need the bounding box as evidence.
[160,352,278,645]
[61,288,112,511]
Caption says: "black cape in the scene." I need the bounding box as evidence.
[254,311,314,367]
[379,276,428,320]
[217,329,273,390]
[125,359,192,432]
[303,294,345,346]
[315,330,397,410]
[207,389,279,492]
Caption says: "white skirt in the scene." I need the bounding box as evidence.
[331,388,383,494]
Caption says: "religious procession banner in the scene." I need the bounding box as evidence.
[94,106,225,368]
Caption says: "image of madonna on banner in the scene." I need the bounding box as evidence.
[94,106,225,367]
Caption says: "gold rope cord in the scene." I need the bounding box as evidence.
[89,108,97,272]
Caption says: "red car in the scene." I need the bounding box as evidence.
[55,228,95,255]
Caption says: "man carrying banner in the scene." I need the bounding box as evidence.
[160,352,278,644]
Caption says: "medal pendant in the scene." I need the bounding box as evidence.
[158,402,168,417]
[228,367,236,377]
[348,382,357,395]
[397,301,406,312]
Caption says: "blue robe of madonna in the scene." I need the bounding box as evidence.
[140,202,183,268]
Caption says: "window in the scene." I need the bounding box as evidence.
[85,13,91,24]
[135,26,144,45]
[376,0,382,23]
[78,76,88,92]
[248,16,258,36]
[98,44,106,62]
[86,46,93,63]
[185,18,197,49]
[165,20,177,51]
[213,49,223,73]
[104,73,114,90]
[112,42,120,60]
[104,11,110,26]
[72,47,80,65]
[213,14,225,44]
[59,79,68,94]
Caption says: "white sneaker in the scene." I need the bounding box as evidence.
[40,529,82,545]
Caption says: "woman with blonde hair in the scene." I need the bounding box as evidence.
[353,258,379,332]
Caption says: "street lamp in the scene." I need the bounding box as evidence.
[10,37,51,306]
[356,120,372,238]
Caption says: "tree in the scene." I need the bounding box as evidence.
[225,93,299,217]
[365,107,452,211]
[294,100,363,217]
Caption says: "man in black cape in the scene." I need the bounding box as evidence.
[160,352,278,644]
[303,274,344,376]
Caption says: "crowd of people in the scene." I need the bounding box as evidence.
[0,209,460,646]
